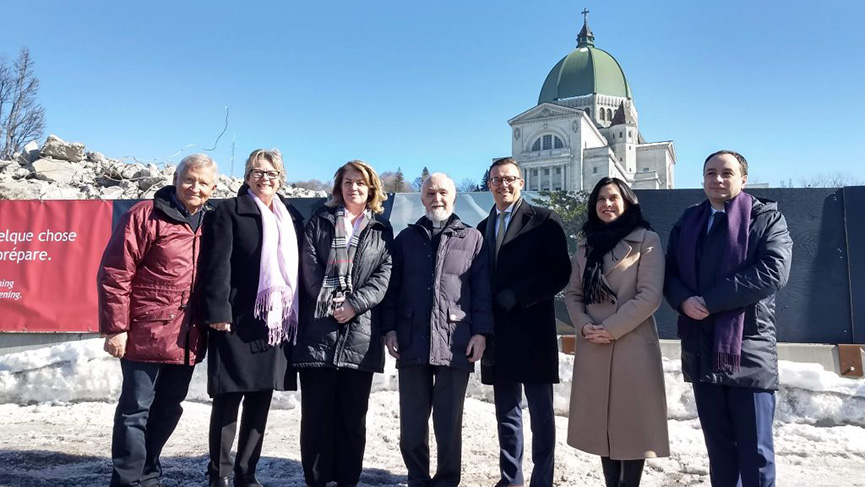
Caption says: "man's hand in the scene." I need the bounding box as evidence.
[385,330,400,359]
[210,322,232,332]
[466,334,487,363]
[104,332,128,358]
[496,290,518,312]
[582,324,614,344]
[681,296,710,320]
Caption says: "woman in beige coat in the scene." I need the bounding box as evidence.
[564,177,669,487]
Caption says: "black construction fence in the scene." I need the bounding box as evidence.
[110,187,864,345]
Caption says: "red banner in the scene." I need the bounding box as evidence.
[0,200,113,332]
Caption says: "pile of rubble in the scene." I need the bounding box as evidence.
[0,135,327,200]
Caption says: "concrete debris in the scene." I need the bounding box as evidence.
[0,135,328,200]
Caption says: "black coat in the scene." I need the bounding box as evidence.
[198,187,304,396]
[382,215,493,372]
[477,201,571,384]
[664,195,793,390]
[293,205,393,373]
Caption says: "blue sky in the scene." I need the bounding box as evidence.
[2,0,863,188]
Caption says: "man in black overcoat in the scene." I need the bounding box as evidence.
[477,158,571,487]
[664,150,792,487]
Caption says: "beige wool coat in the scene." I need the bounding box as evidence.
[564,227,670,460]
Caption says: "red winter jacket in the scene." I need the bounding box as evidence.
[97,186,210,365]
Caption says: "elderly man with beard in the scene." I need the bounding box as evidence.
[383,172,493,487]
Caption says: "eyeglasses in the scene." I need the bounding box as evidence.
[250,170,281,180]
[489,176,522,187]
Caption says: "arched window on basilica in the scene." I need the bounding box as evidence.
[530,134,564,152]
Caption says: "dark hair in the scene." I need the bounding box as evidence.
[581,177,650,236]
[704,150,748,176]
[488,157,521,176]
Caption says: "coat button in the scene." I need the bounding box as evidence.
[450,314,457,321]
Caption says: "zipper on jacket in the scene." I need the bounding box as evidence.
[337,221,380,368]
[319,210,384,368]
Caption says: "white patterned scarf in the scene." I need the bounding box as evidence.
[248,192,300,345]
[314,206,370,318]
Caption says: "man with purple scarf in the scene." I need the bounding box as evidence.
[664,150,792,487]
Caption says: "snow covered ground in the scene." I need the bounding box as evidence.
[0,339,863,487]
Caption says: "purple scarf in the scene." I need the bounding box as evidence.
[676,191,752,373]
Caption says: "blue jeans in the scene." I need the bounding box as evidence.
[110,359,194,487]
[493,379,555,487]
[693,381,776,487]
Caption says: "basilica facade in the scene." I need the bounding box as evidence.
[508,17,676,191]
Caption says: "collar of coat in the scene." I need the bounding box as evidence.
[686,194,778,222]
[153,185,214,225]
[408,214,467,237]
[577,226,648,274]
[485,199,545,247]
[312,203,390,231]
[233,184,300,222]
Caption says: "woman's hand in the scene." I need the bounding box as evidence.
[210,322,232,332]
[333,301,357,324]
[583,324,614,344]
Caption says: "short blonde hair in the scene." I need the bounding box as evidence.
[243,149,286,185]
[327,160,387,214]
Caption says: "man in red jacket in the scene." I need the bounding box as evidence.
[98,153,218,487]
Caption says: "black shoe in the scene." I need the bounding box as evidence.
[234,474,264,487]
[209,476,231,487]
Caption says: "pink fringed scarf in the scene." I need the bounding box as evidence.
[248,192,300,345]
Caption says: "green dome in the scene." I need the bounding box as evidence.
[538,23,632,104]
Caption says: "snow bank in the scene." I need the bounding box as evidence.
[1,339,864,428]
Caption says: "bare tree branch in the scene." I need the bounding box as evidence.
[795,172,863,188]
[457,178,478,192]
[1,48,46,160]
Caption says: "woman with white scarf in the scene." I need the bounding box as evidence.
[294,160,393,487]
[199,149,304,487]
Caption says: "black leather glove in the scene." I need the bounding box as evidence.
[496,289,518,311]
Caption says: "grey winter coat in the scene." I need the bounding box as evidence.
[383,215,493,372]
[664,195,793,390]
[293,205,393,373]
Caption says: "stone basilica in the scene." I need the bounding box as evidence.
[508,15,676,191]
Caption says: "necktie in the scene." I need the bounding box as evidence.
[495,210,508,256]
[708,211,726,235]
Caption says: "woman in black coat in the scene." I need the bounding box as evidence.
[294,160,393,487]
[199,149,304,487]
